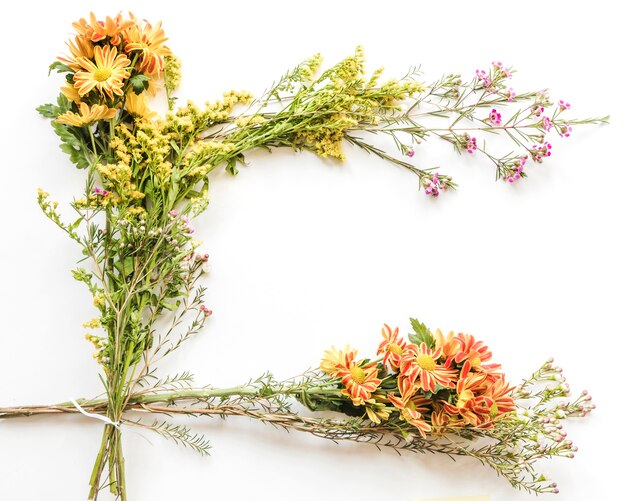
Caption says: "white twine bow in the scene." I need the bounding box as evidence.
[69,398,121,429]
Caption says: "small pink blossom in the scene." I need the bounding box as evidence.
[506,155,528,183]
[465,134,477,154]
[200,305,212,316]
[489,108,502,125]
[168,209,179,217]
[195,253,209,262]
[506,88,516,102]
[531,142,552,163]
[476,69,491,88]
[93,187,110,197]
[558,124,572,138]
[558,100,571,111]
[424,172,441,197]
[492,61,503,69]
[402,144,415,157]
[542,116,553,131]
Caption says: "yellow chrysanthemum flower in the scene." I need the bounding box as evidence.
[124,16,172,76]
[56,102,117,127]
[58,35,94,72]
[74,45,131,99]
[125,91,157,119]
[320,345,355,375]
[60,83,82,104]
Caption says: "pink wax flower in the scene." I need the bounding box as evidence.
[476,69,491,88]
[506,88,516,102]
[542,116,553,131]
[465,134,477,154]
[506,155,528,183]
[531,142,552,162]
[558,124,572,138]
[558,100,571,111]
[489,108,502,125]
[424,172,441,197]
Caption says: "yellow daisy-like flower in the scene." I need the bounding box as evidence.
[58,35,94,72]
[320,345,355,375]
[60,83,82,104]
[56,102,117,127]
[74,45,131,99]
[124,17,172,76]
[125,92,157,119]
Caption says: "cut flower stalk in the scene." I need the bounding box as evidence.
[1,358,594,494]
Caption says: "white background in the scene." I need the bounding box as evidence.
[0,1,624,500]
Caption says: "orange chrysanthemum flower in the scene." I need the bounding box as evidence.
[454,333,501,379]
[388,393,432,437]
[454,333,496,367]
[56,102,117,127]
[74,45,131,99]
[335,358,382,406]
[443,376,494,427]
[485,377,516,420]
[377,324,406,369]
[430,405,464,432]
[72,12,134,46]
[124,17,172,76]
[364,396,392,424]
[433,328,460,359]
[399,343,457,393]
[58,36,94,72]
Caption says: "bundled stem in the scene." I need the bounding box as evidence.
[1,361,593,494]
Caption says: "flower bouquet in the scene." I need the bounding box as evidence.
[0,12,607,500]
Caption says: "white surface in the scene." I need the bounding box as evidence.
[0,1,624,500]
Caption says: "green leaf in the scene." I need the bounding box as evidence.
[161,301,180,312]
[69,217,83,231]
[36,103,59,118]
[51,122,90,169]
[408,317,435,348]
[71,267,93,285]
[56,93,71,113]
[129,74,150,94]
[226,158,238,176]
[48,61,73,75]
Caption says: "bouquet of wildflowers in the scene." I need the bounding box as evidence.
[0,11,606,500]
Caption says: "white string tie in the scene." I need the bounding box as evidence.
[69,398,121,429]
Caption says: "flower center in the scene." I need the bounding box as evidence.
[389,343,403,356]
[470,355,482,368]
[457,389,474,407]
[490,401,499,419]
[416,354,436,372]
[349,366,366,384]
[94,68,112,82]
